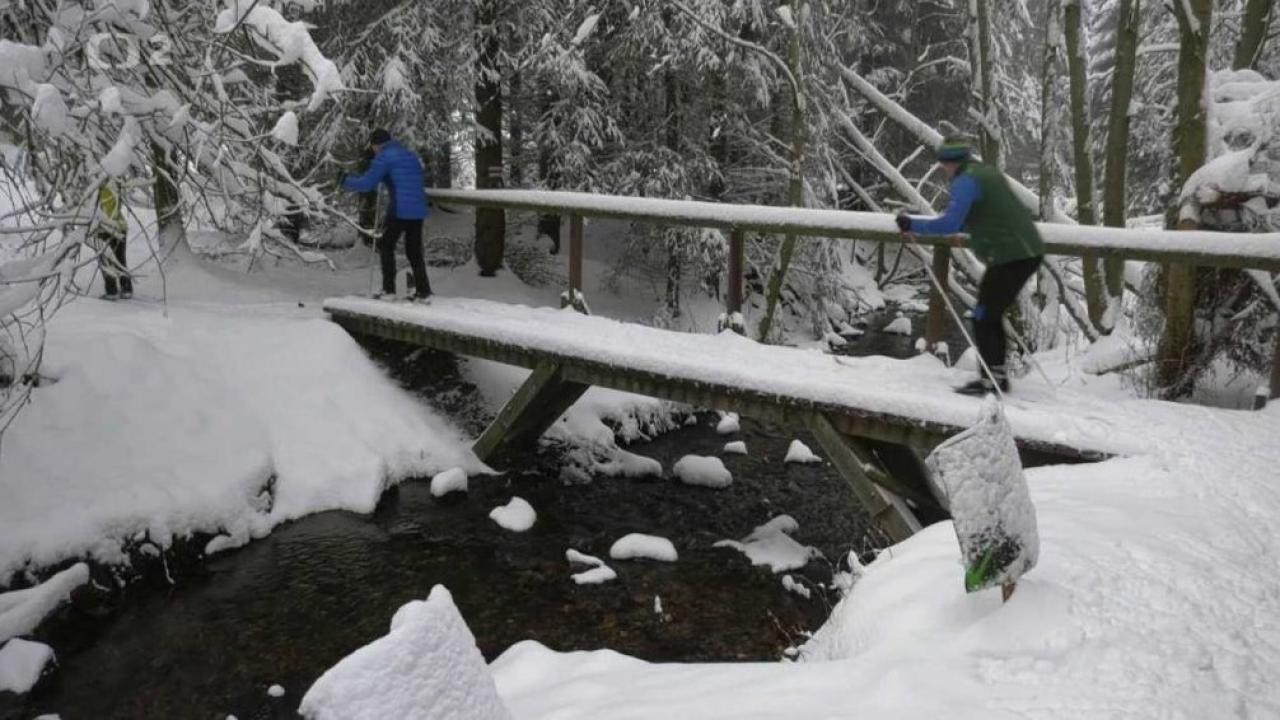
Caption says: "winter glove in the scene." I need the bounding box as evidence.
[895,213,912,233]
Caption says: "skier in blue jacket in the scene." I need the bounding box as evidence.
[340,129,432,302]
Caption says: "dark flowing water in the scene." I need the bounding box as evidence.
[5,307,969,720]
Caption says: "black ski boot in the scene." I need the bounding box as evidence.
[955,367,1009,396]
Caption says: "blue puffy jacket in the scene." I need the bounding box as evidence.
[343,140,429,220]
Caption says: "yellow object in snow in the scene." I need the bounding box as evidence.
[98,183,127,232]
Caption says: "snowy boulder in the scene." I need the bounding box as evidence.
[783,440,821,464]
[673,455,732,489]
[0,638,55,694]
[489,497,536,532]
[299,586,512,720]
[430,467,469,497]
[566,549,617,585]
[723,441,748,455]
[609,534,678,563]
[0,563,89,643]
[593,451,662,479]
[713,515,821,573]
[884,315,912,336]
[715,412,741,435]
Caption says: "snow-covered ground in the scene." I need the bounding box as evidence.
[487,411,1280,717]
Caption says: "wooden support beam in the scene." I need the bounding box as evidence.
[807,412,921,543]
[925,247,952,353]
[472,361,589,464]
[856,438,949,522]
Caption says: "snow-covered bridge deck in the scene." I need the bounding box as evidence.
[324,296,1232,463]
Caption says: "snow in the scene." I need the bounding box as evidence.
[715,411,740,434]
[783,439,821,464]
[0,638,54,694]
[99,116,140,177]
[0,564,89,642]
[430,467,469,497]
[566,549,616,585]
[713,515,820,573]
[32,84,70,136]
[722,440,748,455]
[213,1,343,111]
[426,189,1280,269]
[571,14,601,46]
[590,452,662,479]
[608,534,677,563]
[1,294,480,583]
[268,684,286,698]
[780,574,811,599]
[299,586,512,720]
[672,455,733,489]
[489,498,537,533]
[271,111,299,146]
[883,315,912,336]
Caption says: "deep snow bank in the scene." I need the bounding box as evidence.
[0,300,481,583]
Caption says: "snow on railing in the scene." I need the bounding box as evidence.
[429,189,1280,272]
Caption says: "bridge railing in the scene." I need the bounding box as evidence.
[429,188,1280,401]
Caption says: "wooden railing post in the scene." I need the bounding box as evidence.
[1258,331,1280,409]
[924,246,952,359]
[1157,219,1199,398]
[720,228,746,334]
[560,214,588,313]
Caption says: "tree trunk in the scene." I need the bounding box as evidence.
[536,92,560,254]
[757,0,805,343]
[1233,0,1274,70]
[1064,0,1107,331]
[663,55,682,318]
[1157,0,1213,398]
[151,142,185,251]
[510,70,524,188]
[433,138,452,189]
[969,0,1000,166]
[474,0,505,277]
[1099,0,1140,332]
[1038,0,1063,222]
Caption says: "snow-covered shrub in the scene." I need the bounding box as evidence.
[504,235,562,288]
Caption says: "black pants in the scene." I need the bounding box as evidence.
[974,256,1041,375]
[379,218,430,297]
[99,230,132,296]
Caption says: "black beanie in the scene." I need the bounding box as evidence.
[369,128,392,145]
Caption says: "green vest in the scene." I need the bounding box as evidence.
[963,163,1043,265]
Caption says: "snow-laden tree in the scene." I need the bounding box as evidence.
[0,0,343,432]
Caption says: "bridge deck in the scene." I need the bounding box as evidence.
[324,297,1260,462]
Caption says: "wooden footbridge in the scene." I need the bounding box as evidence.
[327,190,1280,544]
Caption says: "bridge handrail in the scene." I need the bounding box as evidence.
[430,188,1280,272]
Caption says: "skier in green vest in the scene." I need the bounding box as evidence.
[896,138,1044,396]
